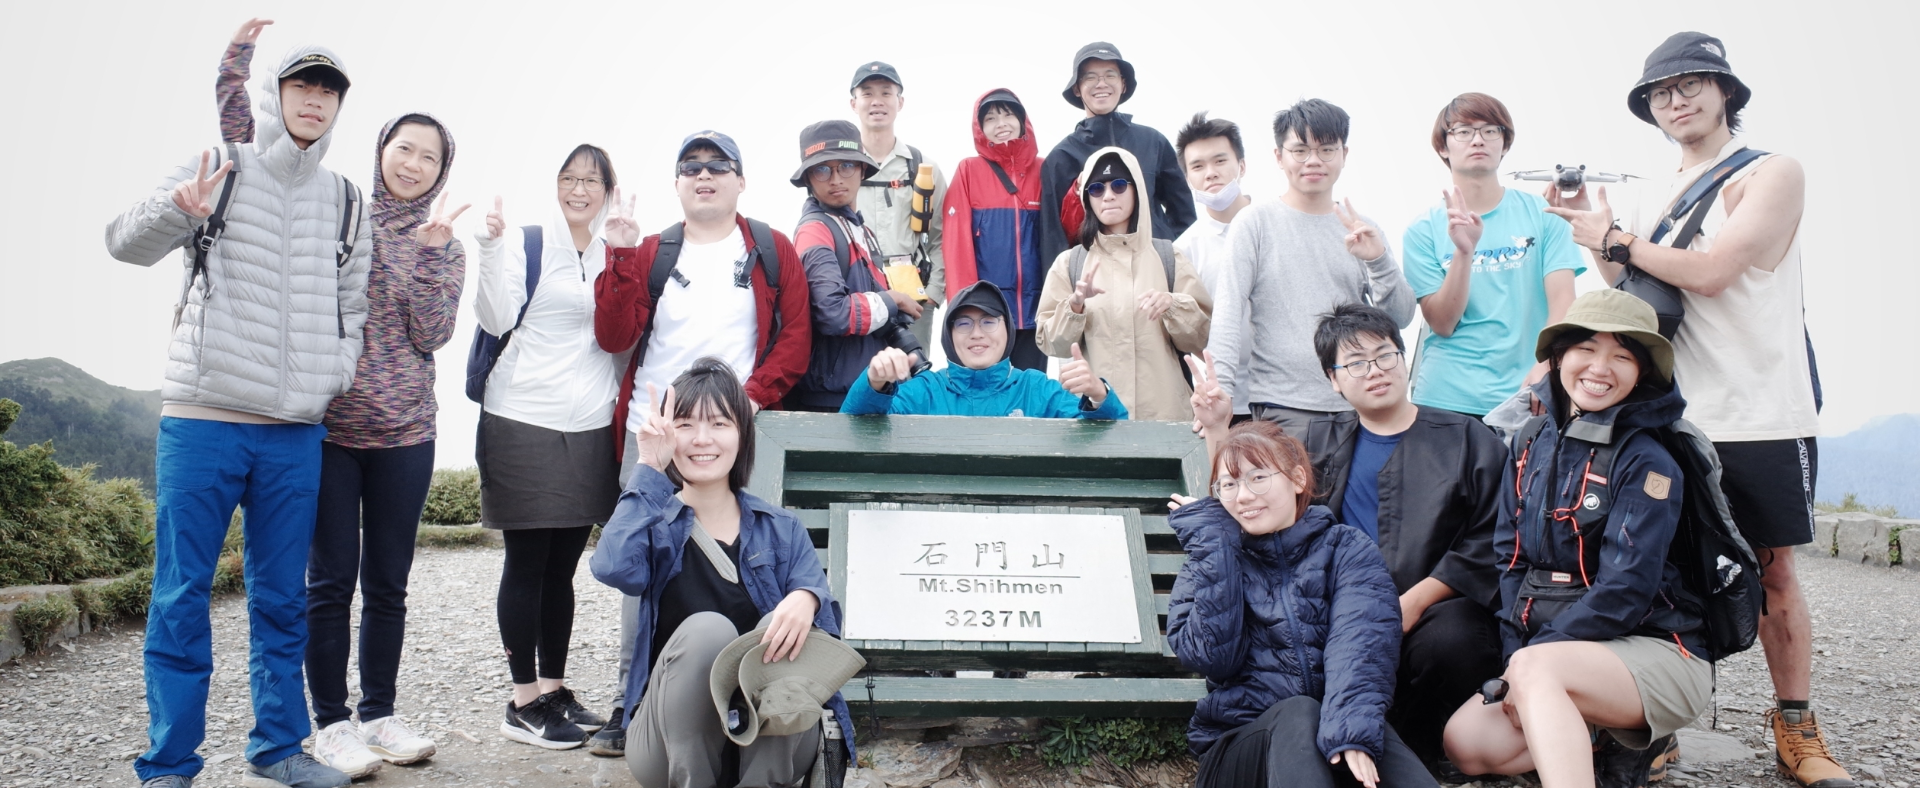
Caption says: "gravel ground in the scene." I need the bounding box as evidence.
[0,547,1914,788]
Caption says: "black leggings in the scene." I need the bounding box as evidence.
[1195,696,1436,788]
[498,525,594,685]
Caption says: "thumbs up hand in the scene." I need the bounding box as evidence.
[1060,343,1106,406]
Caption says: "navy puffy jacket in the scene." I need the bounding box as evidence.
[1167,500,1402,759]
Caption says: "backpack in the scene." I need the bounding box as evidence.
[860,145,933,272]
[179,143,362,336]
[1509,414,1763,658]
[463,226,544,403]
[1614,147,1767,339]
[799,209,885,287]
[635,219,784,368]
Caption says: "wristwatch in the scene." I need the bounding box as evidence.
[1604,228,1637,264]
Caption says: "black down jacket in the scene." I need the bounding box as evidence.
[1038,111,1194,266]
[1166,501,1402,759]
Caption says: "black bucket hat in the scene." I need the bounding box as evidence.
[942,281,1013,364]
[977,89,1028,131]
[790,120,878,188]
[1627,32,1751,126]
[1061,41,1136,109]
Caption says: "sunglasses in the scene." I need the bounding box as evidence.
[1085,178,1131,198]
[677,159,737,177]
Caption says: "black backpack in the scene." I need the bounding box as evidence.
[1510,415,1763,658]
[635,219,784,368]
[463,226,544,403]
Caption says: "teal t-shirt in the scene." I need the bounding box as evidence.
[1403,188,1585,415]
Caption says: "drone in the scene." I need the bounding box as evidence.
[1508,164,1640,194]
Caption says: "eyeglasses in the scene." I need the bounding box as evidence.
[1079,70,1123,87]
[1212,470,1279,498]
[1330,350,1403,378]
[1645,76,1708,110]
[1446,125,1507,143]
[1085,178,1131,198]
[951,316,1003,333]
[677,159,737,177]
[807,161,865,182]
[558,175,605,193]
[1282,145,1344,162]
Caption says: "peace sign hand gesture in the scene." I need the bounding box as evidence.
[1185,351,1231,434]
[482,196,505,241]
[636,383,678,472]
[1333,198,1385,262]
[1443,187,1484,254]
[1067,257,1106,314]
[232,18,273,45]
[172,150,234,220]
[415,193,471,248]
[604,187,641,248]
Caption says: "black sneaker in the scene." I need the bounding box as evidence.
[1594,732,1671,788]
[499,695,587,750]
[586,705,627,757]
[548,687,607,732]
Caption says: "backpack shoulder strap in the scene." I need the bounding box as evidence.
[745,218,784,366]
[514,225,543,332]
[907,145,923,174]
[984,160,1020,196]
[1650,148,1769,245]
[333,173,363,338]
[649,222,687,304]
[1151,238,1178,291]
[185,143,244,295]
[802,211,853,281]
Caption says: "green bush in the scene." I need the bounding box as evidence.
[13,594,77,653]
[421,467,481,525]
[1039,717,1189,769]
[0,398,155,587]
[417,525,493,548]
[95,567,154,619]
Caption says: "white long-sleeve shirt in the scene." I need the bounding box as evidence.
[474,212,618,432]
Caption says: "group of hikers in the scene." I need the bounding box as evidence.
[100,16,1839,788]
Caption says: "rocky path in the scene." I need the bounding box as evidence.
[0,547,1914,788]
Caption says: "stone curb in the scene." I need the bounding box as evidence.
[1810,512,1914,570]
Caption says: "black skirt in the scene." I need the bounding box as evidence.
[476,411,619,530]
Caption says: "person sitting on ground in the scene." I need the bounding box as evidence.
[1167,419,1433,788]
[840,281,1126,419]
[590,357,856,788]
[1444,289,1714,788]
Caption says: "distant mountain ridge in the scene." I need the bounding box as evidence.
[0,358,161,492]
[1813,413,1917,517]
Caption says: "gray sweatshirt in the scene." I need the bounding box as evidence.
[1207,201,1415,413]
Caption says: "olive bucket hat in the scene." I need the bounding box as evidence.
[1535,289,1676,383]
[1627,31,1751,126]
[709,626,866,747]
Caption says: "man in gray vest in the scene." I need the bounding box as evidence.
[850,61,948,352]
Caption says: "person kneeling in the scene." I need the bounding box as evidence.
[589,358,857,787]
[1443,290,1713,788]
[840,281,1128,419]
[1168,422,1435,788]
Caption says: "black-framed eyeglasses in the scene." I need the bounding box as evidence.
[1645,76,1708,110]
[558,175,606,193]
[1446,125,1507,142]
[1330,351,1403,378]
[1085,178,1131,198]
[1212,470,1278,498]
[1283,144,1344,162]
[677,159,737,177]
[807,161,864,182]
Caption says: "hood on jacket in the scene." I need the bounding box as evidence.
[942,280,1014,365]
[548,145,614,242]
[371,113,455,233]
[255,45,346,174]
[1077,146,1150,240]
[972,89,1039,172]
[1532,372,1688,444]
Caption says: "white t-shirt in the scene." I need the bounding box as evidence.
[626,228,758,435]
[1175,204,1252,415]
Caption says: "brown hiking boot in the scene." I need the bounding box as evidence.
[1648,735,1680,782]
[1768,708,1858,788]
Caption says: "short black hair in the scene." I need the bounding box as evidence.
[560,143,617,191]
[663,357,757,492]
[1313,303,1404,374]
[679,141,741,176]
[1712,73,1745,134]
[281,67,348,97]
[1176,112,1245,162]
[1273,98,1350,148]
[1076,153,1137,247]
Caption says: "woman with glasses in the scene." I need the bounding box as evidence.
[1037,147,1211,421]
[472,144,622,749]
[840,281,1126,418]
[1165,414,1432,788]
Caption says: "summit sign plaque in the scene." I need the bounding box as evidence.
[841,510,1144,643]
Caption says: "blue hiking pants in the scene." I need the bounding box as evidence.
[138,417,326,780]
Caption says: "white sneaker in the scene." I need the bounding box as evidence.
[361,715,438,764]
[311,720,383,779]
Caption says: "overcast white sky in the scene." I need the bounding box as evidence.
[2,0,1912,469]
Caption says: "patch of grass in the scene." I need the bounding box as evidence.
[421,467,481,525]
[416,525,494,548]
[13,594,77,653]
[1039,717,1188,769]
[1814,493,1900,518]
[95,567,154,619]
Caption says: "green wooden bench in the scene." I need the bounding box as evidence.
[746,412,1210,719]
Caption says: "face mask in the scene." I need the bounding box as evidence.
[1193,177,1243,212]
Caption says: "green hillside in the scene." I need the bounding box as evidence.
[0,358,160,493]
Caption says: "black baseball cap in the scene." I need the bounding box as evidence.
[676,130,743,167]
[1627,32,1750,126]
[278,52,351,91]
[942,281,1013,363]
[1062,42,1135,109]
[850,61,903,93]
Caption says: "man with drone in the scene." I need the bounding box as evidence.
[1544,32,1845,788]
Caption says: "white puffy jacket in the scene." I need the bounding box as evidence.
[105,45,372,425]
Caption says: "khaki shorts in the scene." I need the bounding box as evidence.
[1600,635,1714,748]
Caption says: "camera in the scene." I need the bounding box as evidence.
[878,318,932,377]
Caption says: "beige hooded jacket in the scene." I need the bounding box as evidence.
[1036,146,1211,421]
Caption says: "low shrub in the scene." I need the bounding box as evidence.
[416,525,493,549]
[422,467,481,525]
[0,398,154,587]
[1039,717,1189,769]
[13,594,77,653]
[95,567,154,619]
